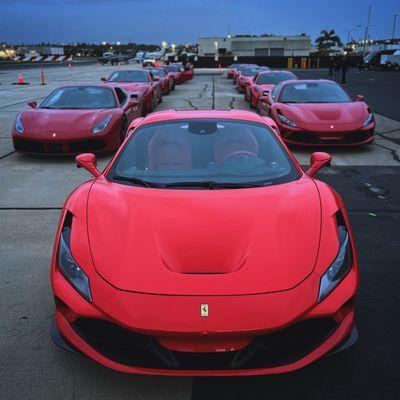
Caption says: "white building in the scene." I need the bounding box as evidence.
[198,35,311,57]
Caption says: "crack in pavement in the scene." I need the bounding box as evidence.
[0,207,62,210]
[374,142,400,164]
[0,150,15,160]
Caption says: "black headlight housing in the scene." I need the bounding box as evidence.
[318,211,353,302]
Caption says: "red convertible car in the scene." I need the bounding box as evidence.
[102,69,162,113]
[145,67,174,95]
[245,70,298,107]
[12,84,142,154]
[51,109,358,376]
[236,66,270,93]
[259,80,375,146]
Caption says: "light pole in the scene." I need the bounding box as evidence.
[161,41,167,53]
[392,14,398,40]
[214,41,218,54]
[361,4,372,58]
[171,44,176,54]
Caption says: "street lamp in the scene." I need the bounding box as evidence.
[102,41,107,46]
[116,41,121,46]
[161,41,167,51]
[171,43,176,53]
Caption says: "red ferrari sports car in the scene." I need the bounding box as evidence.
[259,80,375,146]
[145,67,174,95]
[163,65,184,84]
[172,62,195,82]
[227,63,240,79]
[245,70,298,108]
[232,64,258,85]
[12,84,142,155]
[51,109,358,376]
[236,66,270,93]
[102,69,162,113]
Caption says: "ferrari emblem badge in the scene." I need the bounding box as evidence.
[52,133,57,137]
[330,125,334,129]
[201,304,208,317]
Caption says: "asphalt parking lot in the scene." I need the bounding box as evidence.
[1,65,399,400]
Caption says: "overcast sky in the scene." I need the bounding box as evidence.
[0,0,398,45]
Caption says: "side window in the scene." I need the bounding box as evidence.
[114,88,127,106]
[272,83,282,101]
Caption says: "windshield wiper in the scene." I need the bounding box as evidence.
[164,181,270,189]
[111,175,163,188]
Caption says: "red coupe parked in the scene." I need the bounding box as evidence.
[226,63,240,79]
[259,80,375,146]
[163,65,184,84]
[246,70,298,108]
[236,66,270,93]
[145,67,174,95]
[12,85,143,155]
[232,64,258,85]
[102,69,162,113]
[51,109,358,375]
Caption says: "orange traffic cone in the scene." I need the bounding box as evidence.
[40,69,46,85]
[13,73,29,85]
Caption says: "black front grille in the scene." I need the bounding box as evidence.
[288,130,373,144]
[68,139,106,153]
[13,138,45,153]
[72,317,338,371]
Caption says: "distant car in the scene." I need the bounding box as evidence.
[145,67,174,95]
[172,62,194,82]
[236,66,270,93]
[232,64,258,85]
[246,70,298,108]
[259,80,375,146]
[12,85,143,155]
[51,109,358,375]
[163,64,184,84]
[102,69,162,113]
[226,63,240,79]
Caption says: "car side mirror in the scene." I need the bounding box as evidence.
[306,152,332,177]
[76,153,101,178]
[355,95,365,102]
[152,76,160,81]
[27,101,37,108]
[100,77,107,82]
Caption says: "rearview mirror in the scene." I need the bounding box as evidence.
[76,153,101,178]
[100,77,107,82]
[355,95,365,102]
[306,152,332,177]
[27,101,37,108]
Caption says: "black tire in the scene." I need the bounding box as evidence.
[249,92,255,109]
[141,101,147,117]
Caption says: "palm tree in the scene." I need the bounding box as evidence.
[316,29,343,54]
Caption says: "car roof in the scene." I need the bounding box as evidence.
[139,109,268,125]
[279,79,339,87]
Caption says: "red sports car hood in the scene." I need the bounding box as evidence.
[106,82,149,93]
[20,108,115,137]
[86,177,321,295]
[277,102,368,128]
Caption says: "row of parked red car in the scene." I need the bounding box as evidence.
[12,63,194,155]
[228,63,375,146]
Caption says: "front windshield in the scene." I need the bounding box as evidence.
[164,65,179,73]
[279,82,351,104]
[242,67,267,76]
[149,68,167,77]
[108,119,299,189]
[107,70,149,83]
[237,64,257,73]
[257,72,297,84]
[41,86,117,109]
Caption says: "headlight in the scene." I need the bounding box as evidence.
[58,228,92,302]
[318,225,353,302]
[15,113,24,133]
[92,114,112,134]
[278,113,297,128]
[363,113,374,127]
